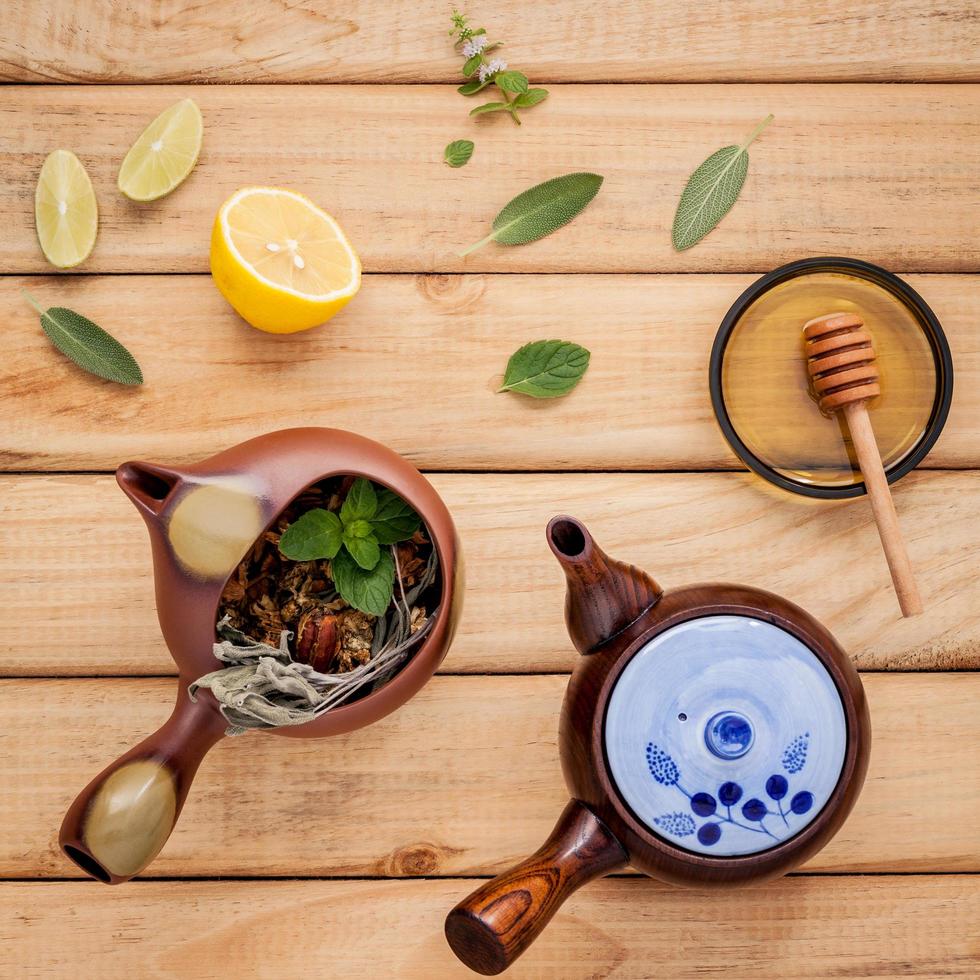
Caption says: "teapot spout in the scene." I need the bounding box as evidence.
[547,516,662,654]
[116,460,182,521]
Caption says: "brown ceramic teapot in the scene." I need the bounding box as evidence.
[446,516,869,975]
[60,428,461,884]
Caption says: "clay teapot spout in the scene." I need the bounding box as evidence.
[546,516,662,654]
[116,460,184,520]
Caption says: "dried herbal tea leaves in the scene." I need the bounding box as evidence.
[21,290,143,385]
[499,339,591,399]
[209,475,441,733]
[460,173,603,256]
[445,139,475,168]
[672,114,773,251]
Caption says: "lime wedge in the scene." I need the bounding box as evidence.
[117,98,203,202]
[34,150,98,269]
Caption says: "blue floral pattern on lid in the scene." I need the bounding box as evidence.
[645,733,813,847]
[603,615,846,857]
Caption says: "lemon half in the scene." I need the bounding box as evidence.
[118,98,203,202]
[35,150,98,269]
[210,187,361,334]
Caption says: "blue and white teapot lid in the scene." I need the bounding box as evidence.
[603,615,847,857]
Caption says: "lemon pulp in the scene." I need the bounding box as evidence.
[117,98,203,202]
[210,187,361,334]
[34,149,98,269]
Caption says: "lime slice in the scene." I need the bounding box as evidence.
[117,98,203,202]
[34,150,98,269]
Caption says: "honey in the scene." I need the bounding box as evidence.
[717,269,941,492]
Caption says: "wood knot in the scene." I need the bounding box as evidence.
[382,842,451,876]
[416,274,486,312]
[803,312,880,413]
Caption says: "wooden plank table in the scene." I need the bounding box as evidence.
[1,3,978,977]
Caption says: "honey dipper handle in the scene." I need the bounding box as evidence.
[843,401,923,617]
[445,800,628,975]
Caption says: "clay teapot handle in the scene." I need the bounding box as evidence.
[445,800,628,974]
[59,690,226,884]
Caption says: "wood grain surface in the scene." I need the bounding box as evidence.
[2,86,978,274]
[4,3,978,976]
[4,1,978,83]
[2,274,976,471]
[2,876,977,978]
[3,471,977,676]
[1,674,976,878]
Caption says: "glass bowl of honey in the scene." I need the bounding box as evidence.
[710,257,953,499]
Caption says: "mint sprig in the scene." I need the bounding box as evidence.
[279,479,421,615]
[450,10,548,125]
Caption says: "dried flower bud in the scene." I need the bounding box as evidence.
[295,608,341,673]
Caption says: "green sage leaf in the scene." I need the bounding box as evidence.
[340,478,377,524]
[469,101,511,117]
[463,54,482,77]
[279,509,343,561]
[460,172,603,256]
[458,79,491,96]
[371,489,421,545]
[332,547,395,616]
[343,532,381,571]
[672,113,773,251]
[498,340,591,399]
[22,291,143,385]
[444,139,475,168]
[514,88,548,108]
[495,70,528,94]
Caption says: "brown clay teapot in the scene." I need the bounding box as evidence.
[446,516,869,975]
[60,428,461,884]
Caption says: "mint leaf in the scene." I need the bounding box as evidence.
[279,509,343,560]
[495,70,528,94]
[22,291,143,385]
[332,547,395,616]
[371,489,421,545]
[514,88,548,108]
[460,173,603,255]
[672,114,773,251]
[340,478,377,523]
[463,54,482,76]
[469,101,511,117]
[458,79,492,96]
[343,533,381,571]
[498,340,591,399]
[444,139,475,168]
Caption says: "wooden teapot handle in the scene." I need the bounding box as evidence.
[59,690,227,884]
[445,800,628,974]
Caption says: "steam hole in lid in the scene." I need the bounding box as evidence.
[62,845,112,883]
[118,463,177,502]
[550,519,586,557]
[678,712,688,722]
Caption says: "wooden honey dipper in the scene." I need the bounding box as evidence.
[804,312,923,617]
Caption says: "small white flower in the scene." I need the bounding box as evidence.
[478,58,507,83]
[462,35,487,58]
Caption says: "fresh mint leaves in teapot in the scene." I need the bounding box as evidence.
[445,516,869,976]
